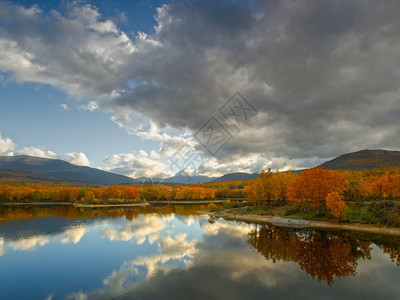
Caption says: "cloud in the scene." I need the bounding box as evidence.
[102,214,171,243]
[66,292,87,300]
[0,237,4,256]
[61,226,87,244]
[80,101,98,111]
[17,146,57,158]
[132,233,197,278]
[0,131,93,167]
[105,150,172,178]
[1,1,400,173]
[67,152,91,166]
[16,147,91,167]
[60,103,69,110]
[0,131,16,155]
[8,235,49,251]
[87,232,198,299]
[74,219,296,300]
[202,221,253,237]
[15,145,91,166]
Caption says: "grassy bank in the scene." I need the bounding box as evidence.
[211,211,400,236]
[216,200,400,228]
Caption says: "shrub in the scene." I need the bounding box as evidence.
[207,203,218,212]
[284,207,300,216]
[224,199,233,209]
[387,212,400,227]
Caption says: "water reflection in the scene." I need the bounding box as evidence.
[0,206,400,299]
[248,224,400,285]
[248,225,370,285]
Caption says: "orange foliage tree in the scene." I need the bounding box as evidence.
[245,170,295,206]
[269,171,296,204]
[287,167,349,215]
[369,171,400,200]
[245,169,273,206]
[326,191,347,218]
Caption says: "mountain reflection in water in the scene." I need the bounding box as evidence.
[0,206,400,299]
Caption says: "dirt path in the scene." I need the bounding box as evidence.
[211,212,400,237]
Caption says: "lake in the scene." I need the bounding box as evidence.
[0,206,400,299]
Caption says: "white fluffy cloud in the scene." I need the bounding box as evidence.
[13,146,91,166]
[17,146,57,158]
[8,235,49,251]
[132,233,197,278]
[67,152,91,166]
[0,136,92,167]
[0,131,16,155]
[102,214,172,243]
[105,150,172,178]
[1,1,400,174]
[61,226,87,244]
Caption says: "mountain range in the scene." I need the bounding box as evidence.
[0,155,137,185]
[1,149,400,185]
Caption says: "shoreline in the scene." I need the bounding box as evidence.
[0,199,226,208]
[0,202,150,208]
[211,212,400,237]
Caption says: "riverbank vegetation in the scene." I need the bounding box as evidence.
[0,178,250,204]
[240,167,400,227]
[1,167,400,226]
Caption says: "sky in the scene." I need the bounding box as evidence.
[0,0,399,179]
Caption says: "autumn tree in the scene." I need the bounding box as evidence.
[174,187,213,200]
[369,171,400,200]
[269,171,296,204]
[125,187,140,200]
[287,167,349,214]
[245,169,274,206]
[344,171,370,200]
[326,191,347,218]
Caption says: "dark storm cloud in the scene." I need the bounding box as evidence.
[1,0,400,170]
[114,0,400,161]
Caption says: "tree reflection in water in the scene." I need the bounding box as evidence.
[1,205,400,287]
[248,224,400,285]
[0,204,209,222]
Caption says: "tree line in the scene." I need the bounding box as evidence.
[245,167,400,218]
[1,167,400,219]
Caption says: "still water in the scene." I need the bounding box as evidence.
[0,206,400,299]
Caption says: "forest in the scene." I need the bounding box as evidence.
[1,167,400,225]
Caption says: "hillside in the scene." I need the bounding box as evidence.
[0,155,137,185]
[0,168,65,184]
[211,172,259,182]
[319,149,400,170]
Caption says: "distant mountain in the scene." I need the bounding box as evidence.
[134,172,217,184]
[135,172,260,184]
[211,172,259,182]
[0,155,138,185]
[319,149,400,170]
[161,174,215,184]
[135,177,163,183]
